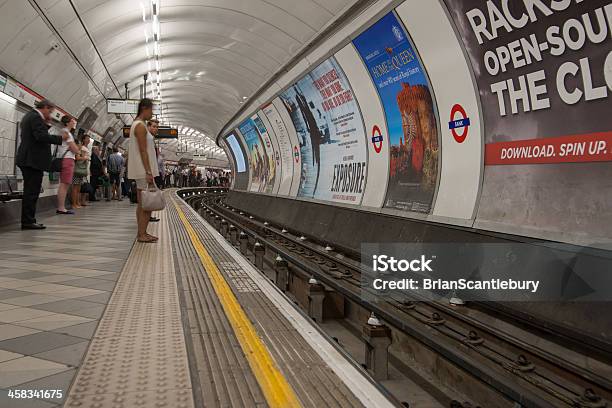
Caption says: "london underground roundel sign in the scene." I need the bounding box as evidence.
[371,125,383,154]
[293,145,299,163]
[449,104,470,143]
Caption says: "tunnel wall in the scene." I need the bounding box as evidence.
[221,0,612,249]
[0,0,131,197]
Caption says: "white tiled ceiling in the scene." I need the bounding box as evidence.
[9,0,358,160]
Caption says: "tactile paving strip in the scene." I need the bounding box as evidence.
[167,201,268,408]
[64,212,195,408]
[167,195,368,408]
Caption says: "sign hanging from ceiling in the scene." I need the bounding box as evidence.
[156,127,178,139]
[121,125,177,139]
[107,99,161,115]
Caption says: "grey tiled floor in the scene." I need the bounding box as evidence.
[0,201,136,408]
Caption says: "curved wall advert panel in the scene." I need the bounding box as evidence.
[222,0,612,247]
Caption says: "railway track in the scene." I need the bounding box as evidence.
[180,188,611,408]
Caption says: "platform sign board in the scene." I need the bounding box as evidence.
[353,12,440,214]
[262,102,295,196]
[279,56,368,205]
[251,113,277,194]
[443,0,612,245]
[0,73,6,92]
[155,127,179,139]
[106,99,161,115]
[4,77,38,107]
[238,118,267,193]
[107,99,124,114]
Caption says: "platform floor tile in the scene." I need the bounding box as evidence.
[64,210,195,408]
[0,201,136,407]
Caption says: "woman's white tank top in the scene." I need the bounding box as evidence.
[127,119,159,179]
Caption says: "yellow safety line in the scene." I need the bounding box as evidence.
[173,200,303,408]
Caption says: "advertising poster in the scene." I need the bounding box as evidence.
[279,57,368,204]
[353,12,440,214]
[225,132,249,191]
[238,118,268,193]
[226,133,246,173]
[262,102,294,195]
[443,0,612,244]
[251,114,277,193]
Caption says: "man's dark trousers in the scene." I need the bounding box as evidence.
[19,166,44,225]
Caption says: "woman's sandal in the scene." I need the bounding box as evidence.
[137,235,157,243]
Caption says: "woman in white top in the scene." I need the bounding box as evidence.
[128,98,159,243]
[56,116,79,214]
[79,134,91,207]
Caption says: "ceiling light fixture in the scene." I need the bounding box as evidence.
[142,0,163,114]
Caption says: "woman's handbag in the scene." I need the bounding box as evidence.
[141,184,165,211]
[74,159,88,178]
[50,147,68,173]
[80,182,92,194]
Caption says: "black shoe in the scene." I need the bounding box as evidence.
[149,217,160,222]
[22,223,46,230]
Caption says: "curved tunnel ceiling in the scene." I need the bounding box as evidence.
[36,0,359,160]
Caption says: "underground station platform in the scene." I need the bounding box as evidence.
[0,189,396,408]
[1,188,609,408]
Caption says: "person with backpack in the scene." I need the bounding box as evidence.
[89,145,104,201]
[107,147,124,200]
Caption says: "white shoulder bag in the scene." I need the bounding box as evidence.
[141,184,166,211]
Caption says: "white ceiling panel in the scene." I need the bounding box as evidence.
[0,0,359,163]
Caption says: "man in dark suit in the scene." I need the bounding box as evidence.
[16,99,63,230]
[89,145,104,201]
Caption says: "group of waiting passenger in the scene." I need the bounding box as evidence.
[54,115,139,214]
[16,98,163,242]
[55,115,99,214]
[167,167,229,188]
